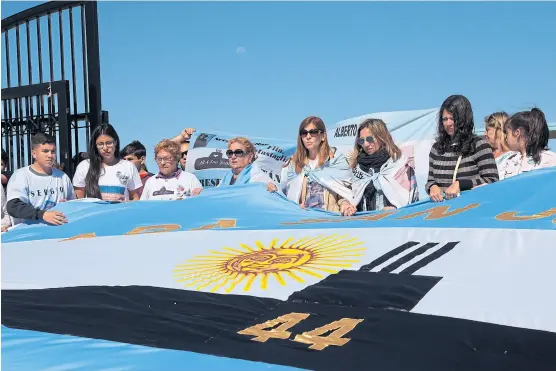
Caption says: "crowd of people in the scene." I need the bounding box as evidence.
[1,94,555,232]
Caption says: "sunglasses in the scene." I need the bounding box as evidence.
[226,149,247,158]
[181,151,188,158]
[299,129,322,137]
[356,136,375,145]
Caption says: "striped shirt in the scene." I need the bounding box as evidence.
[425,137,499,193]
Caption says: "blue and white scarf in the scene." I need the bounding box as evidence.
[280,152,354,204]
[220,164,253,186]
[350,154,418,210]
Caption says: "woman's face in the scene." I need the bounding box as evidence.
[485,127,497,149]
[505,127,521,152]
[95,134,117,161]
[227,142,252,171]
[357,127,382,155]
[155,149,178,176]
[442,109,455,137]
[300,123,324,153]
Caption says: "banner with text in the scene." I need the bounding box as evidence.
[185,131,297,187]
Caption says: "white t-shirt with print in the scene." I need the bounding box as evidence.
[499,150,556,180]
[73,159,142,202]
[7,166,75,225]
[305,157,325,209]
[140,170,203,200]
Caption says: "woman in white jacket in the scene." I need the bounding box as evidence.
[346,118,419,212]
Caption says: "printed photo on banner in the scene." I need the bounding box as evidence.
[186,131,297,187]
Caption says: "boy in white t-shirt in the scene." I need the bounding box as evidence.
[6,133,74,226]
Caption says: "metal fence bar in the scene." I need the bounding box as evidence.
[15,25,22,86]
[4,31,11,88]
[84,1,101,133]
[36,16,43,83]
[58,10,65,81]
[69,7,79,156]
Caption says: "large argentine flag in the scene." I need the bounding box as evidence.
[2,169,556,371]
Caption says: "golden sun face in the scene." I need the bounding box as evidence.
[173,234,365,294]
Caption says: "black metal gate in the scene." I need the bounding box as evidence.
[1,1,107,176]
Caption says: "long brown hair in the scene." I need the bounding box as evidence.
[349,118,402,168]
[291,116,333,174]
[484,112,510,153]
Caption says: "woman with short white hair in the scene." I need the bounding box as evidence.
[218,137,277,192]
[140,139,203,200]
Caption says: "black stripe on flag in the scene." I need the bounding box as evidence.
[359,241,420,272]
[401,241,459,274]
[360,241,461,275]
[288,270,440,311]
[3,273,556,371]
[380,242,439,273]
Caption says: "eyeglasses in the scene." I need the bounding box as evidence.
[226,149,247,158]
[441,116,454,123]
[155,156,175,164]
[356,136,375,145]
[181,151,188,158]
[299,129,322,137]
[96,140,115,149]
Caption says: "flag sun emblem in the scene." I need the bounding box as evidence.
[173,234,366,293]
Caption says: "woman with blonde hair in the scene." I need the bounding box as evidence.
[219,137,277,191]
[281,116,354,216]
[347,119,418,211]
[484,112,515,176]
[140,139,203,200]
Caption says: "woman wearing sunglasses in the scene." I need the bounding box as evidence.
[218,137,277,191]
[281,116,354,216]
[73,124,143,202]
[140,139,203,200]
[348,119,418,212]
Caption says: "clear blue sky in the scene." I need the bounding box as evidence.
[2,1,555,170]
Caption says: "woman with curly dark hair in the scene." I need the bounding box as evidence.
[426,95,499,202]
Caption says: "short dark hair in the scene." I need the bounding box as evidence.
[31,132,56,149]
[72,151,89,169]
[1,149,8,164]
[121,140,147,158]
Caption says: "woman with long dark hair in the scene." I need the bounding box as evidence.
[426,95,499,202]
[500,108,556,179]
[73,124,143,202]
[348,119,419,211]
[281,116,354,215]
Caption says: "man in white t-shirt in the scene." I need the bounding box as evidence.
[6,133,75,226]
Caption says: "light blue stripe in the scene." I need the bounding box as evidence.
[1,326,306,371]
[2,168,555,244]
[99,185,126,195]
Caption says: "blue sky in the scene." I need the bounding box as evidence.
[2,1,555,170]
